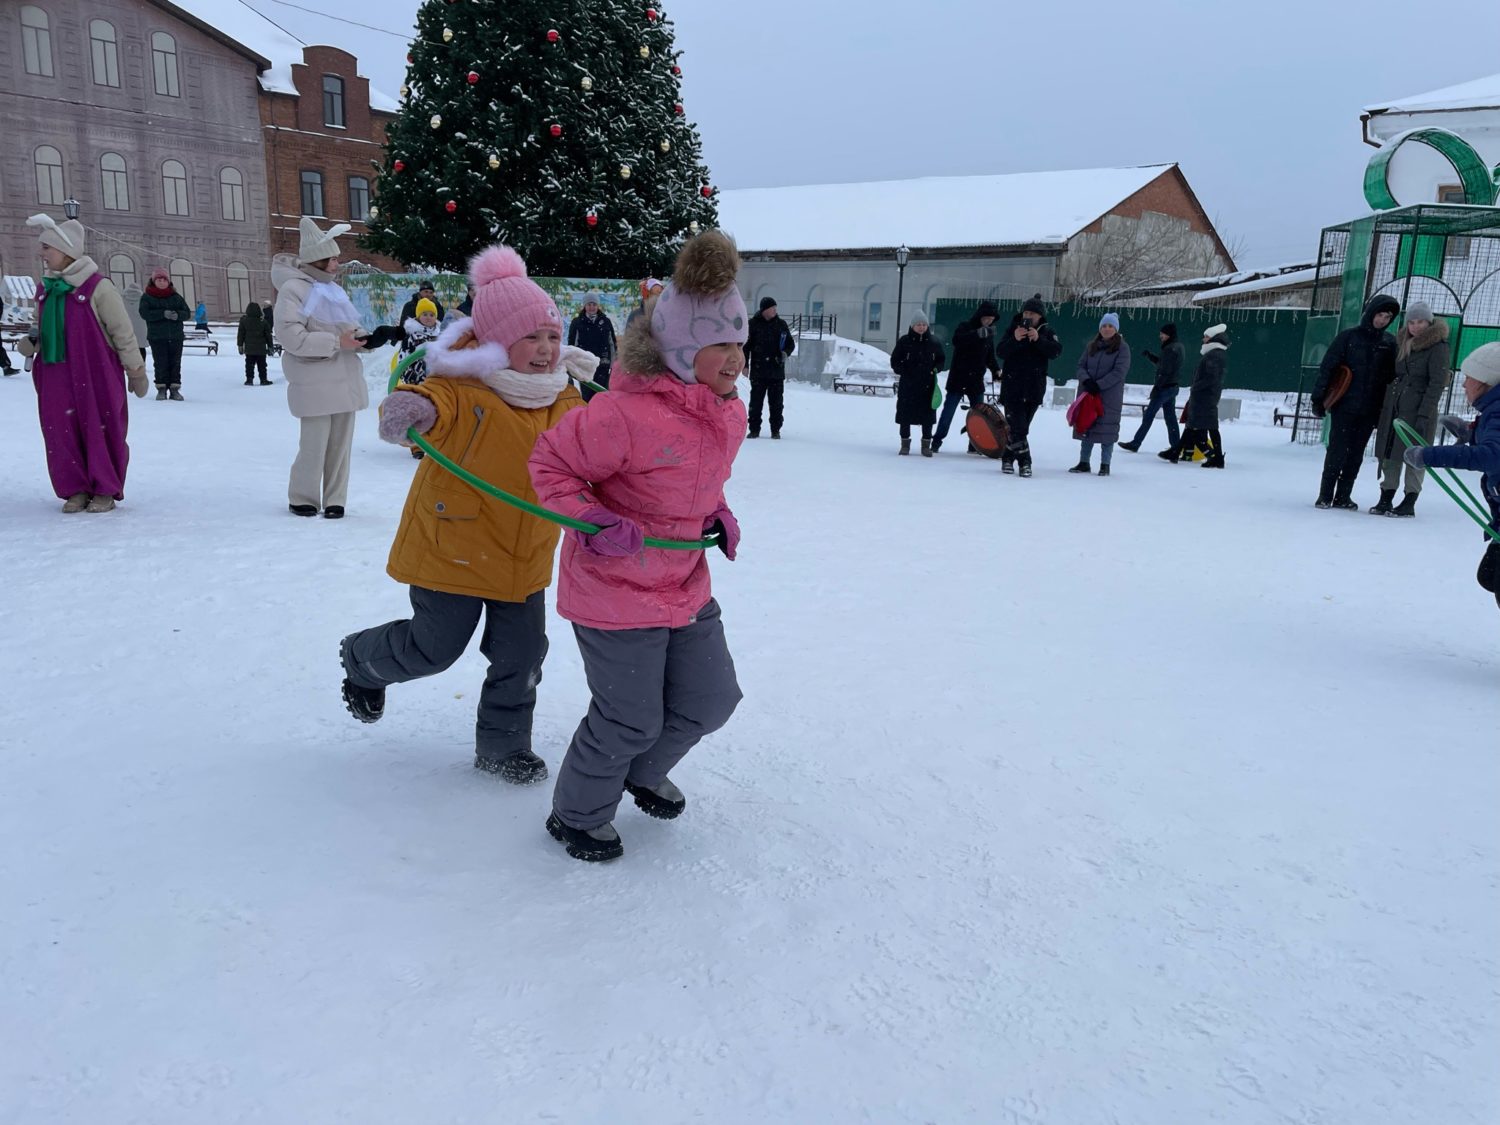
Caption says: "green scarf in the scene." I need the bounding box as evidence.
[40,276,74,363]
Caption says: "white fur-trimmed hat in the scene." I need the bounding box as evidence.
[298,215,350,264]
[26,213,85,258]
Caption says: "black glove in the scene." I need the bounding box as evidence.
[1082,378,1101,394]
[1144,350,1159,363]
[1311,401,1326,419]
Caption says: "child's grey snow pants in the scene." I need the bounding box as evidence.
[552,598,741,830]
[342,585,548,764]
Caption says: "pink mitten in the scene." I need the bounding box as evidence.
[704,505,740,560]
[572,505,644,557]
[378,391,437,446]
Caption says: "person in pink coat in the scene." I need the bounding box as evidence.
[529,230,749,862]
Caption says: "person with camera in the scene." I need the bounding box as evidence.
[1310,294,1401,509]
[994,294,1062,475]
[932,300,1001,453]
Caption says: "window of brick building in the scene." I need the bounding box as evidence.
[348,176,370,221]
[220,167,245,221]
[152,31,180,98]
[300,171,324,217]
[34,145,64,205]
[170,258,194,307]
[21,6,54,78]
[108,254,137,293]
[227,262,252,313]
[323,75,345,129]
[90,20,120,87]
[162,159,189,216]
[100,152,129,211]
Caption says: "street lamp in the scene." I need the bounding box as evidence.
[63,197,80,220]
[894,243,909,344]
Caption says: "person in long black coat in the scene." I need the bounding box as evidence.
[890,310,945,456]
[1162,326,1228,467]
[994,294,1062,474]
[1311,294,1401,508]
[567,292,617,401]
[743,297,795,438]
[932,300,1000,452]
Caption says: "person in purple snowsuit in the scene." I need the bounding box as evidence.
[19,214,148,513]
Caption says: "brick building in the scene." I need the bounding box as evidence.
[0,0,401,319]
[259,45,401,272]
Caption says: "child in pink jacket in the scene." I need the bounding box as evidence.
[529,231,749,862]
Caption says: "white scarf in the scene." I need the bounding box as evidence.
[1201,341,1227,354]
[486,368,570,410]
[302,280,361,329]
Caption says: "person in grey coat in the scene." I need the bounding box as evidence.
[1069,313,1131,476]
[1370,301,1451,516]
[1121,322,1183,452]
[1162,325,1228,467]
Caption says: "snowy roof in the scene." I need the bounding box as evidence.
[153,0,399,111]
[717,166,1174,253]
[1193,266,1320,303]
[1365,73,1500,115]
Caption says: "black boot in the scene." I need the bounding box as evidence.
[1001,458,1015,474]
[1478,542,1500,593]
[289,503,319,517]
[1158,449,1179,463]
[168,384,184,401]
[245,377,255,386]
[156,386,169,401]
[1119,440,1141,453]
[476,749,549,785]
[1315,495,1334,509]
[1390,494,1418,518]
[1068,462,1091,474]
[930,438,943,453]
[1097,464,1111,477]
[746,429,760,439]
[624,778,686,820]
[1018,459,1033,478]
[341,678,385,723]
[1333,494,1359,511]
[920,437,933,457]
[546,812,623,862]
[899,438,910,456]
[323,506,345,519]
[1369,489,1396,515]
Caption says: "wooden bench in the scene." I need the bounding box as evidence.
[833,378,893,396]
[182,338,220,355]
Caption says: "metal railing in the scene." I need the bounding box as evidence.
[786,313,837,338]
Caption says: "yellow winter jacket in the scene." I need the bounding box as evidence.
[386,376,583,602]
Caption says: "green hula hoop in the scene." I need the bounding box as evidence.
[1393,418,1500,545]
[387,347,717,551]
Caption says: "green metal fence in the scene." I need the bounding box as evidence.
[930,298,1308,392]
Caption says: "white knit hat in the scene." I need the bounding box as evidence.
[297,216,350,264]
[1463,341,1500,387]
[26,213,85,258]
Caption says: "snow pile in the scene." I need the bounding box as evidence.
[1,351,1497,1122]
[817,334,894,379]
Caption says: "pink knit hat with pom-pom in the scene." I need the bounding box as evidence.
[468,245,561,351]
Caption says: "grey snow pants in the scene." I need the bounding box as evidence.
[553,598,742,830]
[342,585,548,763]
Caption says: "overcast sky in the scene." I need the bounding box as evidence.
[240,0,1500,268]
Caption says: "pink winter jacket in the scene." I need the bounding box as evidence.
[529,369,747,630]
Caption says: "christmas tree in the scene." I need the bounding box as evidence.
[363,1,719,278]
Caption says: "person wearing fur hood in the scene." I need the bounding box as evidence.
[18,213,147,514]
[339,244,593,787]
[271,216,370,518]
[1370,301,1451,516]
[529,230,749,862]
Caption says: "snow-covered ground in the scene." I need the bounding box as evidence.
[2,344,1498,1124]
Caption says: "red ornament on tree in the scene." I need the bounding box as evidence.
[550,124,563,138]
[393,160,405,172]
[646,8,658,19]
[586,211,598,228]
[700,185,713,198]
[467,71,479,85]
[445,200,458,214]
[673,102,684,115]
[546,29,560,43]
[672,65,682,76]
[406,53,412,64]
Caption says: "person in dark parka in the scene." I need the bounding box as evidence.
[1070,313,1130,476]
[236,301,275,385]
[994,293,1062,475]
[1162,325,1228,467]
[1370,300,1450,516]
[932,300,1000,452]
[398,280,446,325]
[1311,293,1400,508]
[567,292,617,401]
[139,266,191,400]
[1121,322,1184,453]
[890,309,945,456]
[743,296,795,438]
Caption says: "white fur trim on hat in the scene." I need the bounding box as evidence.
[27,213,85,257]
[1204,323,1228,337]
[298,216,351,264]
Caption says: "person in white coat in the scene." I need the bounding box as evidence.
[272,217,369,518]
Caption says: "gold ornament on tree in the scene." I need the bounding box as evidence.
[689,221,701,234]
[368,204,378,219]
[580,76,593,91]
[639,45,650,58]
[442,26,453,42]
[399,84,409,98]
[659,139,671,153]
[620,164,632,179]
[488,153,500,169]
[430,114,442,129]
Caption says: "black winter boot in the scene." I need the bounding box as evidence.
[1119,440,1141,453]
[476,749,549,785]
[546,813,623,862]
[156,386,169,401]
[1001,458,1015,474]
[1097,464,1111,477]
[1333,495,1359,511]
[930,438,943,453]
[341,679,385,723]
[1018,460,1033,478]
[624,778,686,820]
[1068,462,1092,474]
[289,504,319,517]
[1158,449,1178,463]
[1369,489,1396,515]
[168,384,184,401]
[920,438,933,457]
[899,438,911,456]
[1478,541,1500,593]
[1315,496,1334,510]
[1390,494,1418,518]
